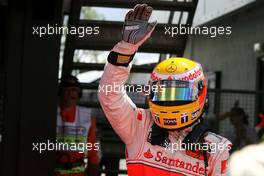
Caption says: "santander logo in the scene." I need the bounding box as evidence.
[144,149,153,159]
[150,68,202,82]
[150,72,161,81]
[179,69,202,81]
[143,149,207,175]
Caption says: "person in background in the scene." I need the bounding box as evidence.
[218,100,257,151]
[55,75,99,176]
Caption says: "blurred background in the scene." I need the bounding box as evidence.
[0,0,264,175]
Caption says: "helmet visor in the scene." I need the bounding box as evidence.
[150,80,198,102]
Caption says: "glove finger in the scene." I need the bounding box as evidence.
[142,6,153,21]
[133,4,141,19]
[147,21,157,34]
[125,10,134,20]
[136,4,147,20]
[136,21,157,47]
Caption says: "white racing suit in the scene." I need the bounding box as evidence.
[98,54,232,176]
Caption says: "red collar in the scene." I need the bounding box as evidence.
[60,106,76,122]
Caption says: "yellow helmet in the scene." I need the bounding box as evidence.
[148,57,207,130]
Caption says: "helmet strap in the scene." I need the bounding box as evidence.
[147,123,170,148]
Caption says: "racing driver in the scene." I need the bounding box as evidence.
[98,4,232,176]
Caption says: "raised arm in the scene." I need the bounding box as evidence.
[98,4,156,144]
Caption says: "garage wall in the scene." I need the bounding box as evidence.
[184,1,264,90]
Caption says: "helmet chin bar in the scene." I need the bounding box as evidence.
[149,98,205,130]
[150,95,208,131]
[159,111,205,132]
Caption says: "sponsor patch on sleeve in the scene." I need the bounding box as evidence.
[117,55,131,64]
